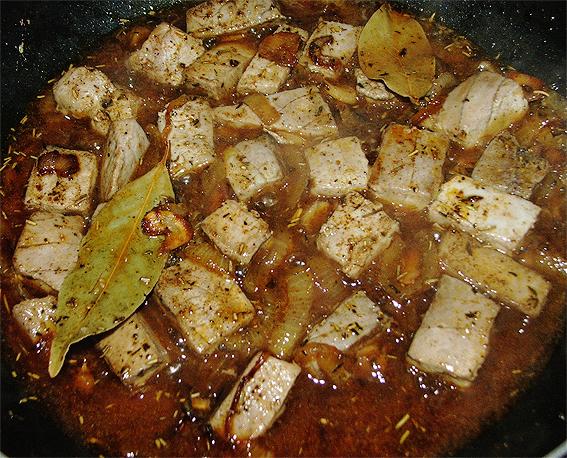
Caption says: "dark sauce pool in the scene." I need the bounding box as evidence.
[1,1,565,456]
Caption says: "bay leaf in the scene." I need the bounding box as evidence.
[358,4,435,99]
[48,161,174,377]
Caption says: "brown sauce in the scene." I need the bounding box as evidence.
[1,2,565,456]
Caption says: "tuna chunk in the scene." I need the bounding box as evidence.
[53,66,113,120]
[185,42,255,100]
[225,135,283,201]
[317,192,400,279]
[370,124,448,211]
[305,291,388,351]
[264,86,338,144]
[428,175,541,252]
[434,71,528,148]
[157,96,214,178]
[53,66,141,136]
[100,119,149,201]
[156,258,255,354]
[128,22,205,86]
[12,296,57,344]
[209,352,300,440]
[24,146,98,216]
[305,136,368,197]
[237,24,309,95]
[299,21,361,80]
[97,314,169,387]
[407,275,500,387]
[186,0,283,38]
[13,212,84,292]
[201,199,271,265]
[472,132,549,199]
[439,231,550,317]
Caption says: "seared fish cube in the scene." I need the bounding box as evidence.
[237,24,309,95]
[53,66,113,120]
[201,200,271,265]
[299,21,361,80]
[24,146,98,216]
[407,275,500,387]
[429,175,541,252]
[156,258,255,354]
[157,96,214,178]
[98,314,169,388]
[128,22,205,86]
[434,71,528,148]
[370,124,448,211]
[355,68,393,101]
[305,136,368,197]
[185,42,255,100]
[439,231,550,317]
[186,0,283,38]
[210,352,300,440]
[100,119,149,201]
[53,66,141,136]
[472,132,549,199]
[13,212,84,292]
[12,296,57,344]
[264,86,338,144]
[305,291,387,351]
[317,192,400,279]
[225,135,283,201]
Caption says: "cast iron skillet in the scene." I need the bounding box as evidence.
[1,1,565,456]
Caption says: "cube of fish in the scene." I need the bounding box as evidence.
[305,291,388,352]
[13,212,84,292]
[264,86,338,144]
[155,258,255,354]
[53,66,114,120]
[225,135,283,201]
[201,199,271,265]
[299,21,361,80]
[407,275,500,387]
[209,352,300,440]
[186,0,284,38]
[12,296,57,344]
[128,22,205,86]
[185,42,255,100]
[53,66,141,136]
[24,146,98,216]
[434,71,528,148]
[100,119,149,201]
[213,103,262,129]
[317,192,400,279]
[355,68,393,101]
[370,124,448,211]
[237,25,309,95]
[439,231,551,317]
[428,175,541,252]
[97,314,169,387]
[157,96,214,178]
[472,132,549,199]
[305,136,368,197]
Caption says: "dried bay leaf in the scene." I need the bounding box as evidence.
[48,161,174,377]
[358,4,435,99]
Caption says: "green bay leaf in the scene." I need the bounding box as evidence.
[48,161,174,377]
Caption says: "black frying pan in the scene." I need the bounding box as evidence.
[1,1,565,456]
